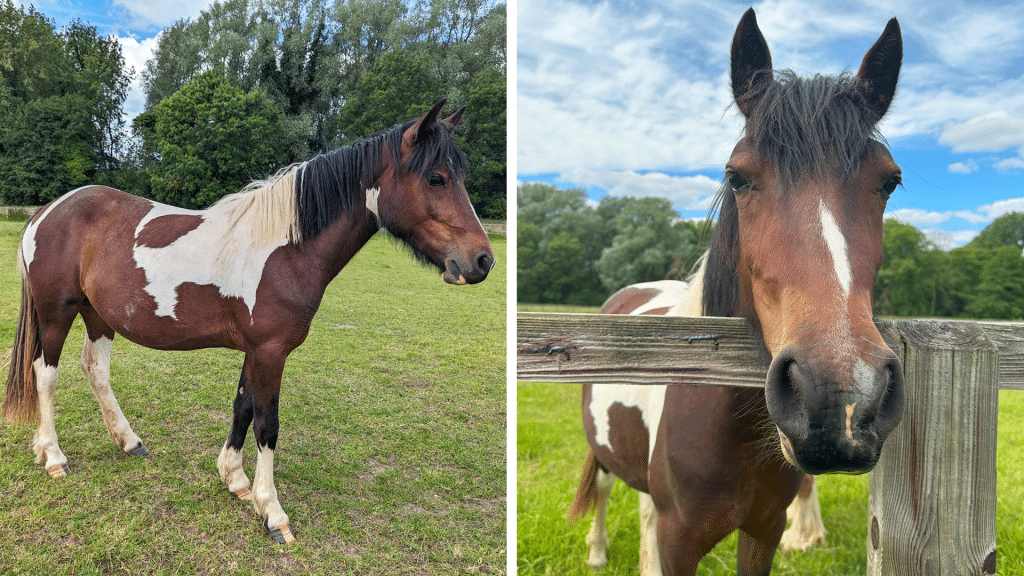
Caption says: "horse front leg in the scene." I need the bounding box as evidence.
[249,353,294,544]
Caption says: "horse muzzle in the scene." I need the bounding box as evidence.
[443,250,494,285]
[765,344,905,474]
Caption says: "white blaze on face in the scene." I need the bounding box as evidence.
[818,198,852,298]
[588,384,666,463]
[132,201,289,320]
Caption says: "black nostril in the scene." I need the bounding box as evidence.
[476,252,494,272]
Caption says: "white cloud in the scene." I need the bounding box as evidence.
[112,0,213,30]
[978,197,1024,219]
[115,34,161,121]
[948,160,978,174]
[559,168,720,211]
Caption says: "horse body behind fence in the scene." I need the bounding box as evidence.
[570,9,904,575]
[3,99,494,544]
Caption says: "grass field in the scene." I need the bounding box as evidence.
[516,305,1024,575]
[0,220,506,575]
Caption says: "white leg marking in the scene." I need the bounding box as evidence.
[780,478,828,551]
[32,358,68,477]
[588,384,666,462]
[818,198,852,298]
[586,467,616,569]
[81,335,144,454]
[638,492,663,576]
[217,443,252,500]
[252,444,294,542]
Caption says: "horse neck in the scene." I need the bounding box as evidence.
[300,206,379,283]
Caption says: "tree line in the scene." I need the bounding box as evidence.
[0,0,506,218]
[518,182,1024,321]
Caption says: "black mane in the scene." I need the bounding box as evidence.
[293,115,468,241]
[703,70,887,317]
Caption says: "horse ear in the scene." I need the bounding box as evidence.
[731,8,772,117]
[415,98,447,143]
[444,106,466,132]
[857,18,902,119]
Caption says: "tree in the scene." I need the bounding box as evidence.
[0,1,132,204]
[148,71,286,208]
[968,212,1024,252]
[873,220,947,317]
[596,197,696,293]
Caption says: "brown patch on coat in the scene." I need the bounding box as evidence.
[135,214,204,248]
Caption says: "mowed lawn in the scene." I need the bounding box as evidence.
[517,309,1024,575]
[0,220,506,575]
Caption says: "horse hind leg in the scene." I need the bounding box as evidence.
[779,474,827,551]
[585,465,616,569]
[79,318,148,456]
[217,368,254,501]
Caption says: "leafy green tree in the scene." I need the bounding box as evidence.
[873,220,947,317]
[458,66,505,219]
[149,71,286,208]
[596,197,696,293]
[968,212,1024,251]
[0,1,131,204]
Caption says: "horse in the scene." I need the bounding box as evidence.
[2,99,494,544]
[568,9,904,575]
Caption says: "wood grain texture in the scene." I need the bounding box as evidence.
[516,313,1024,391]
[866,321,997,576]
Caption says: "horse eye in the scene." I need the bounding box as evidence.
[726,171,750,193]
[428,173,446,187]
[880,174,901,198]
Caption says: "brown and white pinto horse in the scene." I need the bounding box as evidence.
[2,99,493,544]
[570,9,904,575]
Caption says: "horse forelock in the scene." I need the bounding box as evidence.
[743,70,884,188]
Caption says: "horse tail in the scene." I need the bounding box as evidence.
[3,246,40,425]
[567,449,601,523]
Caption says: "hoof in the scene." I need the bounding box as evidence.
[46,463,70,478]
[232,487,253,501]
[266,521,296,544]
[127,441,150,456]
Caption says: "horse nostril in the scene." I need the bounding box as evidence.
[476,252,494,272]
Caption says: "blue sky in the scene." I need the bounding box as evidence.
[516,0,1024,249]
[17,0,216,122]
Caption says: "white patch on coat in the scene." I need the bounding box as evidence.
[132,172,299,320]
[818,198,852,297]
[366,187,381,225]
[21,187,85,273]
[588,384,666,463]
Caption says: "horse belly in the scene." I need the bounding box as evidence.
[582,383,666,493]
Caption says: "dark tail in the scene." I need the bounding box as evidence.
[3,258,40,425]
[567,449,601,523]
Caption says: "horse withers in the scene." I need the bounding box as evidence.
[570,9,904,575]
[2,99,493,544]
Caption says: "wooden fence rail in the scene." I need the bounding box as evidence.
[517,312,1024,576]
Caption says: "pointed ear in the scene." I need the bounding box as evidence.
[731,8,772,117]
[414,98,447,144]
[443,106,466,132]
[857,18,902,119]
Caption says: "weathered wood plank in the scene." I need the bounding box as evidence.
[867,321,997,576]
[516,313,1024,391]
[516,312,768,388]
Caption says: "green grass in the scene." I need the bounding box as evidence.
[0,221,506,575]
[517,382,1024,575]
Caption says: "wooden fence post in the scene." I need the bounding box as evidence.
[868,320,998,576]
